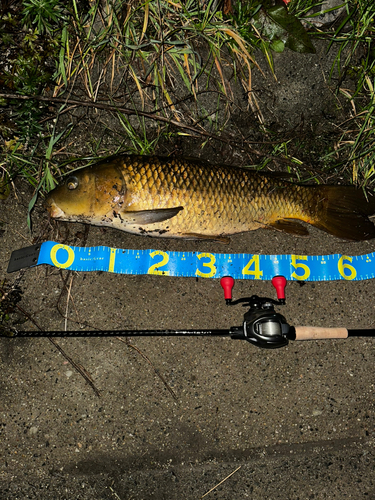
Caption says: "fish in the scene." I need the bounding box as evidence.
[45,154,375,242]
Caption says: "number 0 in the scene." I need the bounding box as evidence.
[50,244,75,269]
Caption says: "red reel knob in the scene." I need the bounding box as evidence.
[271,275,287,301]
[220,276,235,302]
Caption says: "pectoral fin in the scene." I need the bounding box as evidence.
[267,219,309,236]
[120,206,183,225]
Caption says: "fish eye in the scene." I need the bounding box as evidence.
[66,176,79,190]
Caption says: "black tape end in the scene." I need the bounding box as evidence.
[7,244,41,273]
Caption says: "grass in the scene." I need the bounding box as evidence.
[1,0,375,214]
[326,1,375,187]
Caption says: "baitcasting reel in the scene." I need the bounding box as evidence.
[221,276,291,349]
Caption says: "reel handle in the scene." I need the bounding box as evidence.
[271,275,287,303]
[220,276,235,304]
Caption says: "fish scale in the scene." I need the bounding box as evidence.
[45,155,375,242]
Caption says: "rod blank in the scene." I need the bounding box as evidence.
[2,327,375,340]
[0,329,231,338]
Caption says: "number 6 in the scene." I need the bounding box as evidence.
[338,255,356,280]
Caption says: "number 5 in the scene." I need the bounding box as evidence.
[291,255,310,281]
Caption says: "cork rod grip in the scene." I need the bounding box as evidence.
[294,326,348,340]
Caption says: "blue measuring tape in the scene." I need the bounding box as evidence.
[7,240,375,282]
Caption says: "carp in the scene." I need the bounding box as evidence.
[45,155,375,242]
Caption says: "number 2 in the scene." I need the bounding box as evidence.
[147,250,170,275]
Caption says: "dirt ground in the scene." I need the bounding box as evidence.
[1,41,375,499]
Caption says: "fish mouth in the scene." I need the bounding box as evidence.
[45,198,66,219]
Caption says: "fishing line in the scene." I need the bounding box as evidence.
[7,240,375,282]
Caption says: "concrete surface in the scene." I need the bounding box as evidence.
[1,40,375,500]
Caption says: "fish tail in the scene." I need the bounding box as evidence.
[311,186,375,241]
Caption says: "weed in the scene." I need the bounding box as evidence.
[315,1,375,186]
[0,167,10,200]
[22,0,66,34]
[1,10,58,140]
[0,279,24,336]
[0,0,375,202]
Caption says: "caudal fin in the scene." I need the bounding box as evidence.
[312,186,375,241]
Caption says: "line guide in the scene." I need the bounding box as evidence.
[7,241,375,282]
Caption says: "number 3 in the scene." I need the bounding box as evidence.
[196,253,216,278]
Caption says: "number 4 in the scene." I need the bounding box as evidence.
[242,255,263,279]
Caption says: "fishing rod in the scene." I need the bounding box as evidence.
[2,276,375,347]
